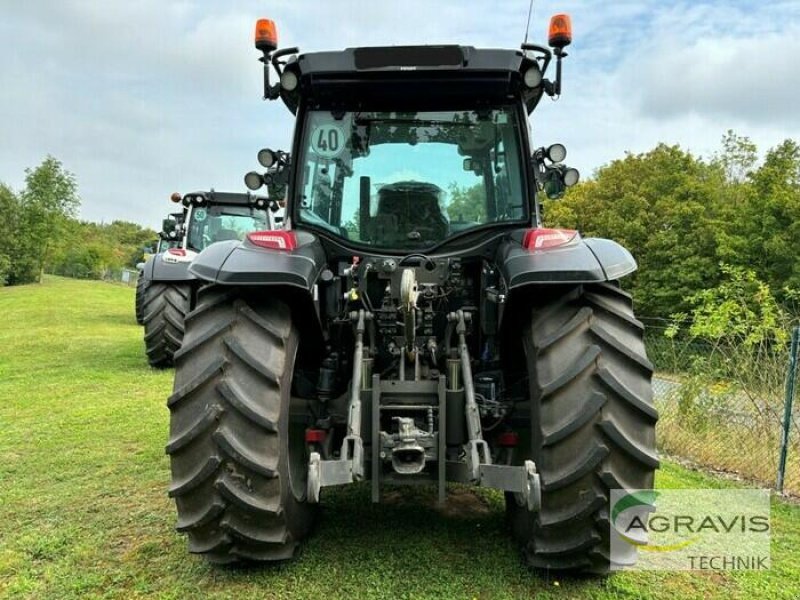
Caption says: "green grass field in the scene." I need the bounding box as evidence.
[1,277,799,599]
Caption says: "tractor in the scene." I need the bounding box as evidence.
[135,212,185,325]
[140,190,278,367]
[167,14,658,573]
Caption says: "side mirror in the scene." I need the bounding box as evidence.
[543,169,566,199]
[463,157,484,175]
[542,165,580,199]
[532,144,579,199]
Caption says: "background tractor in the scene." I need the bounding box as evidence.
[139,190,278,367]
[167,14,658,573]
[135,212,185,325]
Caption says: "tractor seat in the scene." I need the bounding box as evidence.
[375,181,448,242]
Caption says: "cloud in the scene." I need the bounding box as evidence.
[533,1,800,177]
[622,5,800,126]
[1,1,799,229]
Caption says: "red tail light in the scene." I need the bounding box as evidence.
[522,228,578,250]
[167,248,187,257]
[247,230,298,250]
[497,431,519,447]
[305,429,327,443]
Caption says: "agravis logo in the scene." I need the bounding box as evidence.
[612,490,697,552]
[609,489,771,571]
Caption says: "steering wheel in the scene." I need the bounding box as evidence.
[399,253,436,270]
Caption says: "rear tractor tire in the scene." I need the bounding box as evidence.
[135,272,146,325]
[142,282,191,368]
[507,282,659,574]
[167,286,316,564]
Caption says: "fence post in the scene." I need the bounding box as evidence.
[777,326,799,493]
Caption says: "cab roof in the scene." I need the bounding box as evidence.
[282,45,544,113]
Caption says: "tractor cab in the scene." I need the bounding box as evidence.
[160,190,276,264]
[244,21,580,254]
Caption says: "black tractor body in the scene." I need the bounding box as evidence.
[167,18,657,573]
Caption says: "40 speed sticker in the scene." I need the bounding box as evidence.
[310,124,346,159]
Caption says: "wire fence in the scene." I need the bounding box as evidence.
[643,317,800,496]
[107,268,139,287]
[50,265,139,286]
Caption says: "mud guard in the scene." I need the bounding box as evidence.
[188,235,326,349]
[188,235,326,289]
[497,236,637,288]
[141,254,195,284]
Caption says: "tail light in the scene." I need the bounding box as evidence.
[247,230,297,250]
[305,429,327,443]
[497,431,519,447]
[522,228,578,250]
[167,248,187,257]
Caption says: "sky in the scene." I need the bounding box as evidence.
[2,0,799,229]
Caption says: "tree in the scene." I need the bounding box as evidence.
[19,156,80,283]
[446,182,486,222]
[544,144,722,318]
[47,219,158,280]
[742,140,800,294]
[673,264,789,347]
[0,184,19,286]
[714,130,758,185]
[104,220,159,267]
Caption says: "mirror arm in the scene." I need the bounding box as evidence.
[271,47,299,74]
[520,43,553,79]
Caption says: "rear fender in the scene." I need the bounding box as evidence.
[144,253,195,283]
[188,233,327,350]
[496,235,637,289]
[141,256,155,282]
[188,233,326,289]
[496,234,638,364]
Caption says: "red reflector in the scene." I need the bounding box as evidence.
[497,432,519,447]
[305,429,326,443]
[167,248,187,257]
[522,227,578,250]
[247,230,298,250]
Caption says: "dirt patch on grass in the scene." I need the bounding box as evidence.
[436,487,492,519]
[380,486,492,519]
